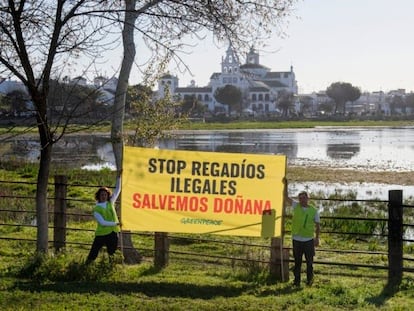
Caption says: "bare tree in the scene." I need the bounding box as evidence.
[1,0,297,254]
[111,0,137,171]
[0,1,119,253]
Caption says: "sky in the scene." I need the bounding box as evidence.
[101,0,414,94]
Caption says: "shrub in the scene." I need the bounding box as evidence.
[18,251,122,283]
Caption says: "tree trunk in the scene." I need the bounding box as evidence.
[112,0,137,168]
[111,0,141,264]
[119,231,142,264]
[36,113,53,253]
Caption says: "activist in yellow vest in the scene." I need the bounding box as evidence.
[93,202,120,236]
[292,204,317,239]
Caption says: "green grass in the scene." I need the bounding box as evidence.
[1,146,414,309]
[1,212,414,310]
[2,118,414,135]
[177,119,414,131]
[1,238,414,310]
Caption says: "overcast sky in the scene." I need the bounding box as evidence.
[99,0,414,94]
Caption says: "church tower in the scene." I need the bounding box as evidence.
[157,73,178,98]
[221,46,241,85]
[246,46,260,65]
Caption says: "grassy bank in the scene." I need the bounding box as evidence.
[1,257,413,310]
[2,119,414,135]
[1,222,413,310]
[1,213,413,311]
[1,164,414,310]
[1,121,414,310]
[178,119,414,131]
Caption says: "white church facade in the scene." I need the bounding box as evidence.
[157,46,298,115]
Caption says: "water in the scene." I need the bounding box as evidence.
[158,127,414,200]
[160,127,414,172]
[291,181,414,201]
[2,126,414,199]
[0,133,113,168]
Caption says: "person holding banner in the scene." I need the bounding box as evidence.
[284,180,320,287]
[86,172,122,263]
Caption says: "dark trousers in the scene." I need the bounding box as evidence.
[293,239,315,283]
[87,231,118,262]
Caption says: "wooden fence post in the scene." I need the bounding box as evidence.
[270,237,289,282]
[388,190,403,286]
[54,175,67,252]
[154,232,169,268]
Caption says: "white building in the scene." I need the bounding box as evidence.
[157,46,298,114]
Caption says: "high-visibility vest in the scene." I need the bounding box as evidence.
[291,204,317,238]
[94,202,120,236]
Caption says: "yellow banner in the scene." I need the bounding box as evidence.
[121,146,286,237]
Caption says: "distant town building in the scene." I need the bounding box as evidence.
[0,75,118,117]
[0,77,28,95]
[157,46,298,114]
[297,90,393,116]
[1,58,413,117]
[92,76,118,105]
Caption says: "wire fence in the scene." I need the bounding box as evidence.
[1,178,414,280]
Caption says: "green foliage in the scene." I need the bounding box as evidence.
[126,84,153,107]
[127,86,185,147]
[0,163,118,218]
[0,93,10,114]
[326,82,361,114]
[399,276,414,290]
[180,94,207,117]
[48,79,104,120]
[18,252,122,283]
[0,245,412,310]
[277,90,295,117]
[406,93,414,110]
[308,190,389,240]
[0,217,413,310]
[214,84,243,115]
[230,247,271,284]
[16,165,38,180]
[2,89,31,116]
